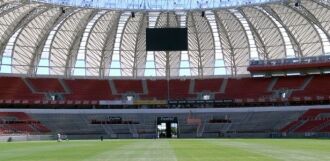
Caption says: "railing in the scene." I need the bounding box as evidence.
[1,95,330,106]
[249,55,330,67]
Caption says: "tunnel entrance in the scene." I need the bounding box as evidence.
[157,117,178,138]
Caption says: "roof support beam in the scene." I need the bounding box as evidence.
[254,6,288,58]
[12,7,50,74]
[213,11,235,76]
[0,5,36,60]
[99,12,121,78]
[294,4,330,41]
[133,13,146,78]
[311,0,330,9]
[64,10,95,78]
[0,6,42,72]
[287,4,328,54]
[29,8,75,75]
[261,5,303,58]
[190,12,203,77]
[238,8,268,60]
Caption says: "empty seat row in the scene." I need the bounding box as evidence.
[281,109,330,133]
[0,112,51,134]
[1,75,330,102]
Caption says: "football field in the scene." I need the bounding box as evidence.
[0,139,329,161]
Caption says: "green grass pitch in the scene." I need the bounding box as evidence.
[0,139,330,161]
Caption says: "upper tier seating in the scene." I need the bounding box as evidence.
[142,79,195,100]
[2,74,330,104]
[169,79,195,99]
[113,80,143,94]
[292,75,330,98]
[215,78,271,99]
[142,79,195,99]
[0,77,43,100]
[142,80,168,99]
[194,79,223,93]
[27,78,64,93]
[65,79,119,100]
[273,76,306,90]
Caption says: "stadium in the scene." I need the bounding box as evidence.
[0,0,330,160]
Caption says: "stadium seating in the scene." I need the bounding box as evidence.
[141,79,195,100]
[280,120,300,132]
[142,80,168,99]
[194,79,223,93]
[298,108,330,120]
[0,112,50,134]
[292,75,330,98]
[3,75,330,105]
[8,124,36,133]
[294,120,328,132]
[215,78,271,99]
[113,80,144,94]
[272,76,306,90]
[0,77,43,100]
[33,124,51,133]
[27,78,64,93]
[64,79,119,100]
[320,125,330,132]
[169,79,195,99]
[281,109,330,133]
[25,110,302,138]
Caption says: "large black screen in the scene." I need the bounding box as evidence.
[146,28,188,51]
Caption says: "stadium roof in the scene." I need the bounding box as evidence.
[0,0,329,78]
[37,0,280,10]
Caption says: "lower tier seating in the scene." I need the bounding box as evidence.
[281,109,330,133]
[0,112,50,134]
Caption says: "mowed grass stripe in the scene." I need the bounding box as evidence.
[0,140,137,161]
[1,139,330,161]
[212,139,330,161]
[130,140,177,161]
[0,141,83,161]
[82,140,142,161]
[86,140,177,161]
[170,139,278,161]
[236,139,330,153]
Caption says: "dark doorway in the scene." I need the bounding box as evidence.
[157,117,178,138]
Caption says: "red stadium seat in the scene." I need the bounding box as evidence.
[215,78,271,99]
[292,75,330,98]
[64,79,119,100]
[0,112,50,134]
[114,80,144,94]
[27,78,64,93]
[273,76,306,90]
[0,77,43,100]
[194,79,223,93]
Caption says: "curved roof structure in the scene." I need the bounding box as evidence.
[0,0,329,78]
[37,0,280,10]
